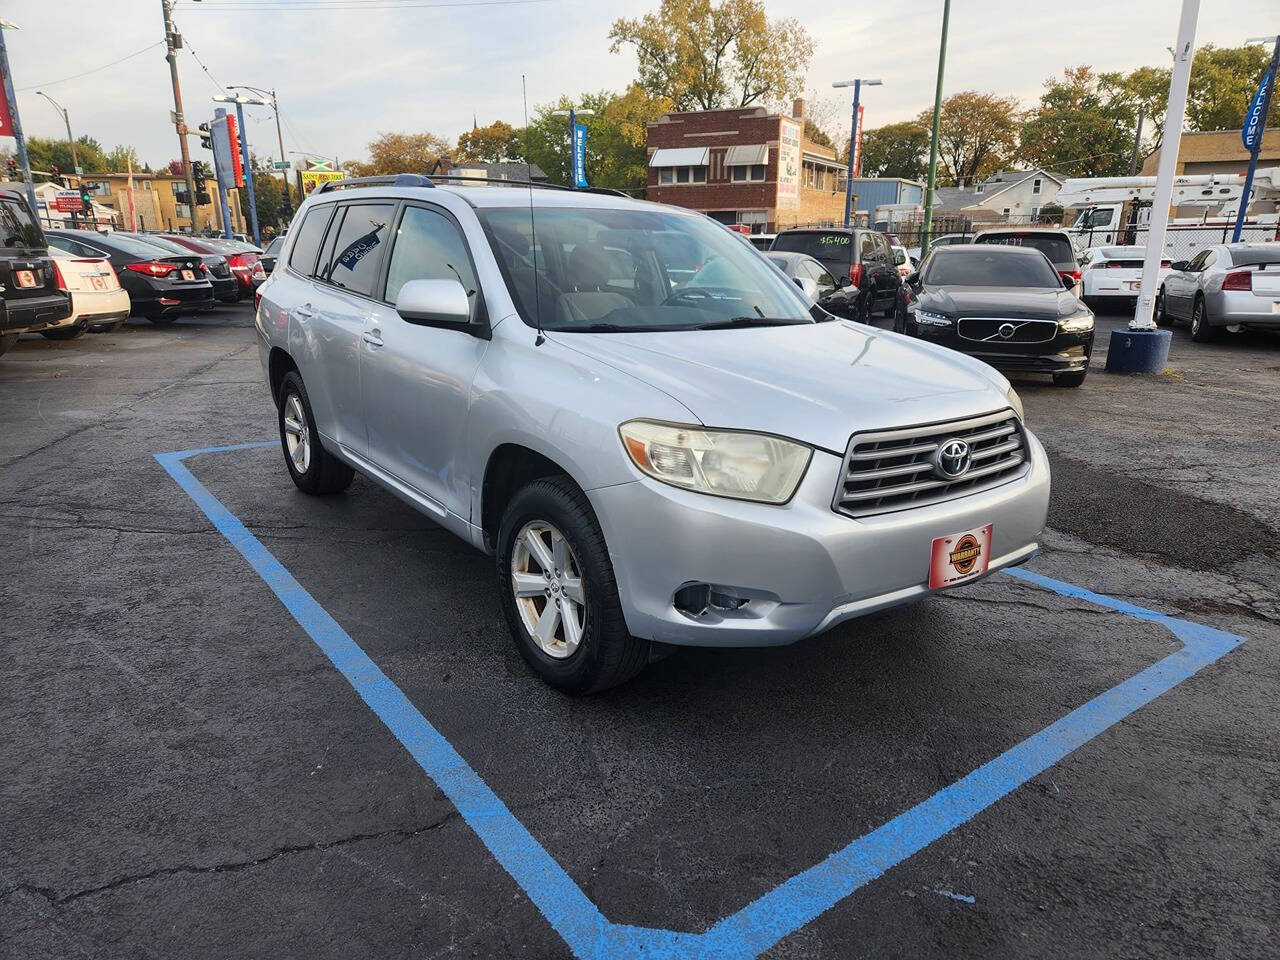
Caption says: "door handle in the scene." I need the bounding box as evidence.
[295,304,315,320]
[362,329,384,347]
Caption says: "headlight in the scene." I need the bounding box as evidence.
[911,309,953,327]
[1006,385,1025,422]
[1059,311,1094,333]
[619,420,812,504]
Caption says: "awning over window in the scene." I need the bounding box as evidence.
[649,147,709,168]
[725,144,768,166]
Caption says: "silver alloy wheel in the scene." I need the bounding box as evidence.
[1191,299,1203,335]
[511,519,587,659]
[282,392,311,474]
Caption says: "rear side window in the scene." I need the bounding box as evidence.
[772,231,853,261]
[977,232,1075,265]
[322,203,395,296]
[0,197,44,250]
[288,206,332,275]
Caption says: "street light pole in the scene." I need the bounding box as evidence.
[833,78,881,228]
[921,0,951,257]
[552,106,594,187]
[215,93,269,245]
[35,91,79,225]
[230,84,291,221]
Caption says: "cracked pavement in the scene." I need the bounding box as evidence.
[1,307,1277,959]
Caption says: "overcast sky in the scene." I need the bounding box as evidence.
[3,0,1276,170]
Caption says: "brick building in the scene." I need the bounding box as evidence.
[78,171,245,235]
[646,99,847,233]
[1140,127,1280,177]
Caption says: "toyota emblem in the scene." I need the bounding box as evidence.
[933,438,971,479]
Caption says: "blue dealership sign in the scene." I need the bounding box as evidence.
[1242,68,1273,152]
[572,122,588,188]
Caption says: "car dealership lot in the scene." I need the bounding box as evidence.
[2,307,1277,959]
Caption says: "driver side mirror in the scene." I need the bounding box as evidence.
[893,249,906,266]
[793,276,819,300]
[834,274,852,289]
[1169,260,1189,272]
[904,271,920,287]
[395,278,476,331]
[1061,273,1076,289]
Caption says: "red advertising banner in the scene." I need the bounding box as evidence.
[0,68,14,139]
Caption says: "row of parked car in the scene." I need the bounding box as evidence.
[0,186,270,357]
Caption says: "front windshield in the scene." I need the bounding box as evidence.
[476,205,817,332]
[923,250,1061,288]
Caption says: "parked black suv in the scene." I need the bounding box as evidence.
[0,189,71,357]
[770,227,899,322]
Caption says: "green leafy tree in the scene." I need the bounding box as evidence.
[856,121,930,179]
[609,0,812,110]
[249,154,299,232]
[344,131,452,177]
[1019,66,1135,177]
[25,135,109,177]
[803,118,833,150]
[1187,43,1272,132]
[456,120,523,163]
[916,91,1020,187]
[104,144,143,173]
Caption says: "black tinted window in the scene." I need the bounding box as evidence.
[385,205,480,320]
[288,206,333,275]
[923,250,1061,288]
[0,198,45,249]
[322,203,395,296]
[976,232,1075,265]
[772,231,854,262]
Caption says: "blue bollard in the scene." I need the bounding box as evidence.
[1104,328,1172,374]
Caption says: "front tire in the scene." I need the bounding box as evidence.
[277,370,354,495]
[1189,295,1218,343]
[497,476,648,694]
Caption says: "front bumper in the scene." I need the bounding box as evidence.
[907,319,1093,373]
[589,431,1050,647]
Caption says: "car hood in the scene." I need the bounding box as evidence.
[918,286,1079,320]
[548,321,1011,454]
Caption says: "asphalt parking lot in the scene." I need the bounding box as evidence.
[2,305,1277,959]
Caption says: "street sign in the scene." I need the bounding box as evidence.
[273,160,291,170]
[300,170,343,194]
[53,189,82,212]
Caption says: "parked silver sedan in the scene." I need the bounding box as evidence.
[1157,242,1280,342]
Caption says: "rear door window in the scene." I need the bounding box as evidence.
[322,203,396,297]
[0,196,45,250]
[288,206,334,276]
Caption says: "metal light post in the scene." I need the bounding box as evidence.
[0,20,38,217]
[214,93,267,246]
[1232,35,1279,243]
[921,0,951,257]
[552,106,594,187]
[833,79,881,227]
[229,84,292,221]
[35,90,78,225]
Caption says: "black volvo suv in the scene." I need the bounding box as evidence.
[0,189,71,357]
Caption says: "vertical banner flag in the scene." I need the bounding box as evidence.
[572,122,588,188]
[1242,67,1273,152]
[0,66,12,139]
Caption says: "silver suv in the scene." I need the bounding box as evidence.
[256,174,1050,693]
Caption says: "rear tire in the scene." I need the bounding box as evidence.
[1153,286,1171,327]
[277,370,355,495]
[41,323,88,341]
[1053,369,1088,388]
[497,476,648,694]
[1189,295,1218,343]
[0,333,18,356]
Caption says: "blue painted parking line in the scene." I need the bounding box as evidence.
[157,442,1246,960]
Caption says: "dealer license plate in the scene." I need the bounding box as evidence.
[1127,280,1142,291]
[929,523,994,589]
[90,276,107,291]
[14,269,36,288]
[180,269,196,281]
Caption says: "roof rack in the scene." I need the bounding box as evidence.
[317,173,434,193]
[316,172,633,199]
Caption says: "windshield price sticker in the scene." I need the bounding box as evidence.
[818,235,851,245]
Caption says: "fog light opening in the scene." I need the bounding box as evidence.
[673,583,750,618]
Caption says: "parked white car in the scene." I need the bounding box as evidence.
[1079,246,1171,311]
[43,247,131,338]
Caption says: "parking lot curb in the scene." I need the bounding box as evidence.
[156,442,1246,960]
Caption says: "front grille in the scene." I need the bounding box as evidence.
[833,409,1028,518]
[958,318,1058,344]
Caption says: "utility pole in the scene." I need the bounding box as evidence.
[1232,35,1279,243]
[0,23,39,217]
[161,0,200,233]
[1128,102,1146,176]
[921,0,951,258]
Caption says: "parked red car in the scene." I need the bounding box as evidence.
[160,234,266,299]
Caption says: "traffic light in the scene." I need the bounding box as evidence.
[191,161,211,205]
[198,121,213,152]
[79,185,92,214]
[51,165,64,187]
[6,157,15,179]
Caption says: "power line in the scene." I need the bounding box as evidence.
[173,19,227,94]
[15,41,165,92]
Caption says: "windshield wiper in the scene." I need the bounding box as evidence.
[691,316,809,330]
